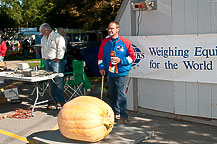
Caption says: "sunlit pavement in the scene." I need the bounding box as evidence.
[0,74,217,143]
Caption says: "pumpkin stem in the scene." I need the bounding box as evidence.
[104,119,113,130]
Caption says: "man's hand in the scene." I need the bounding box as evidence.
[53,58,61,62]
[99,69,106,76]
[111,57,120,65]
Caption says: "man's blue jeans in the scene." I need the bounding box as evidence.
[45,59,65,103]
[108,76,128,118]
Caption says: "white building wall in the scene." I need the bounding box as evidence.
[121,0,217,119]
[211,1,217,32]
[119,0,132,36]
[132,79,217,119]
[120,0,217,36]
[211,85,217,118]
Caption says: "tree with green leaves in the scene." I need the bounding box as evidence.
[46,0,122,30]
[0,0,123,31]
[0,0,22,28]
[22,0,47,27]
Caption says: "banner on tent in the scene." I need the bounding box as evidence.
[125,34,217,83]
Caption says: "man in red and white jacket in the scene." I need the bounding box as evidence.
[0,31,7,62]
[98,21,135,124]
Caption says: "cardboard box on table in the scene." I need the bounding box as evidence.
[0,62,8,104]
[0,62,6,71]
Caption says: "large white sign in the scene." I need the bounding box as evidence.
[125,34,217,83]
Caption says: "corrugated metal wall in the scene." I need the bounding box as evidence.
[119,0,217,119]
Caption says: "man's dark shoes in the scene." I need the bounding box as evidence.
[56,103,64,109]
[117,117,128,124]
[115,114,120,122]
[47,101,64,110]
[47,101,56,110]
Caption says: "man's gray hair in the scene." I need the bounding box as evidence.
[109,21,120,29]
[39,23,52,32]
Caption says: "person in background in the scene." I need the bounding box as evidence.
[98,21,135,124]
[57,27,69,73]
[0,31,7,62]
[17,41,20,51]
[29,35,38,59]
[22,37,30,59]
[39,23,66,107]
[31,35,36,46]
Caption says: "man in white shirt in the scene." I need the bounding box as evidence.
[39,23,66,106]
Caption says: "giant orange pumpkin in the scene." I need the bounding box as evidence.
[58,96,114,142]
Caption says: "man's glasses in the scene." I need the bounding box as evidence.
[106,28,115,31]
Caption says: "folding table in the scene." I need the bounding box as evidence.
[0,72,64,114]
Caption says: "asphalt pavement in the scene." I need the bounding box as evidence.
[0,60,217,144]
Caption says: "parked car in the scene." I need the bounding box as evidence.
[66,30,107,76]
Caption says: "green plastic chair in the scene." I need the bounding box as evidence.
[40,58,45,69]
[64,59,91,101]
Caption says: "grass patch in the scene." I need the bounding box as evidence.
[4,53,39,61]
[24,59,40,62]
[4,55,24,61]
[28,62,40,68]
[4,53,41,68]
